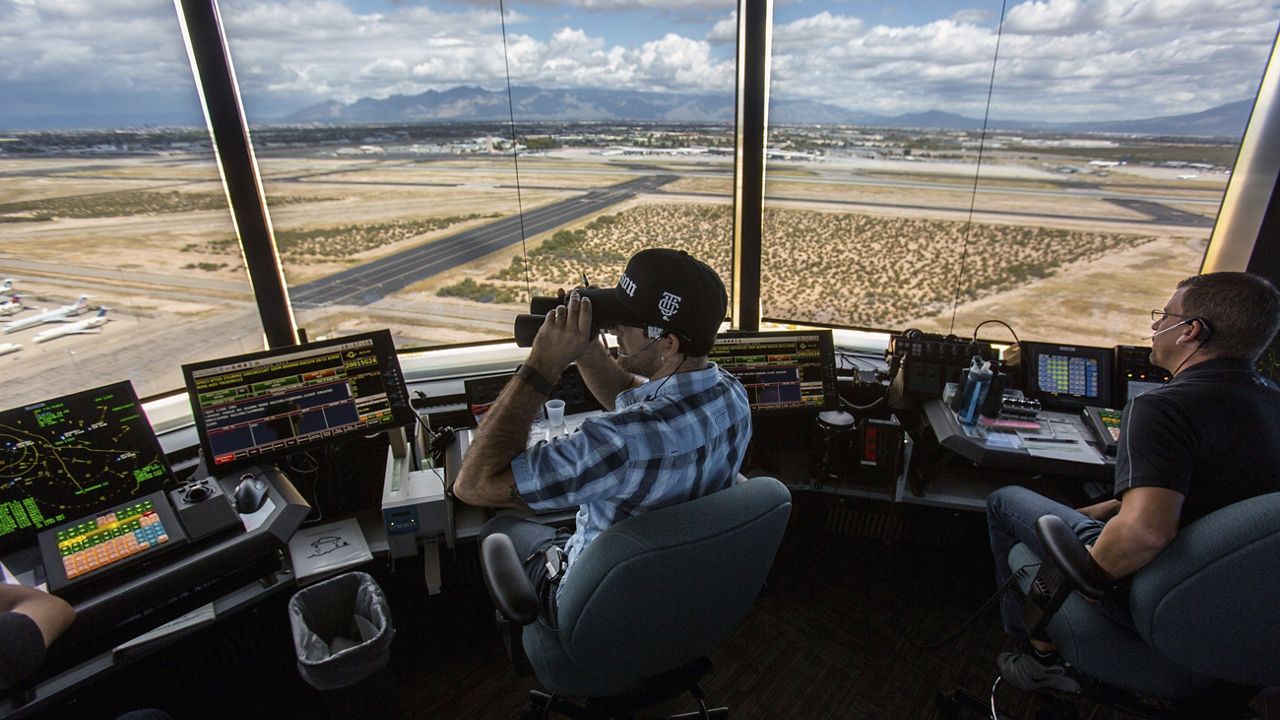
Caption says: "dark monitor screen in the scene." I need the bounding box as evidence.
[182,329,413,470]
[0,380,177,555]
[709,330,838,414]
[1019,341,1114,410]
[464,365,601,422]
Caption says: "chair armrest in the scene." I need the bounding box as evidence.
[480,533,540,626]
[1035,515,1112,600]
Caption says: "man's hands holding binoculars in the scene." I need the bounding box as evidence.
[524,291,601,380]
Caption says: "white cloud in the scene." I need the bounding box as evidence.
[707,11,737,44]
[443,0,733,10]
[0,0,1274,125]
[0,0,193,96]
[951,8,992,24]
[770,0,1279,121]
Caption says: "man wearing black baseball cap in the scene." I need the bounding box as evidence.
[455,248,751,627]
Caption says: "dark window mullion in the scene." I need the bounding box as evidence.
[175,0,297,348]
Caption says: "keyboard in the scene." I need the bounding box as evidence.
[56,499,173,580]
[39,490,188,593]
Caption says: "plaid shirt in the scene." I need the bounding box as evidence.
[512,362,752,592]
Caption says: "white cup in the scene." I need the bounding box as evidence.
[544,399,566,429]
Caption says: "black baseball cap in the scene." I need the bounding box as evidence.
[595,248,727,356]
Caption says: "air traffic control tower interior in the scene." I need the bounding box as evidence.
[2,2,1280,719]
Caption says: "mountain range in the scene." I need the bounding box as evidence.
[285,86,1255,138]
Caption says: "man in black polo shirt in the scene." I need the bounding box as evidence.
[987,271,1280,692]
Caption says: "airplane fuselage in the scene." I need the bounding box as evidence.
[33,313,109,344]
[3,299,88,334]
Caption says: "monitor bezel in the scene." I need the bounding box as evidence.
[0,380,178,556]
[710,329,839,415]
[1019,341,1115,411]
[181,329,414,473]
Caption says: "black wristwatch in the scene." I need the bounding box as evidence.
[514,363,555,396]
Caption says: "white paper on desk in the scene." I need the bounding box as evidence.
[1046,418,1087,442]
[985,432,1023,450]
[287,517,372,583]
[1022,439,1105,464]
[0,561,46,591]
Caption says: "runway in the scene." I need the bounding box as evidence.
[289,174,675,306]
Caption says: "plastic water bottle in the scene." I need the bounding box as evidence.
[958,356,993,426]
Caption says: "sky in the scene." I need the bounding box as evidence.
[0,0,1276,127]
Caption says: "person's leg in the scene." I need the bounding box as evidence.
[986,485,1105,639]
[986,485,1108,694]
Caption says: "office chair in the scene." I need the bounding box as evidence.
[981,491,1280,719]
[480,476,792,720]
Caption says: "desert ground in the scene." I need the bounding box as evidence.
[0,148,1218,407]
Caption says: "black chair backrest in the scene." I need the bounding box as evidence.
[1129,491,1280,687]
[553,476,792,682]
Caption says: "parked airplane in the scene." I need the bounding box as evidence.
[3,295,89,334]
[33,308,109,344]
[0,295,24,317]
[0,342,21,356]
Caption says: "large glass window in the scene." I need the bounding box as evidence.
[222,0,738,349]
[762,1,1277,348]
[0,0,259,408]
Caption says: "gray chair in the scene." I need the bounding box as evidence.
[996,491,1280,718]
[481,476,792,720]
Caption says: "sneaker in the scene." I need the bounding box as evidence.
[997,651,1082,694]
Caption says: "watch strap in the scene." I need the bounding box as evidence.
[515,364,555,396]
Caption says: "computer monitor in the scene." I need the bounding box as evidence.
[182,329,414,471]
[709,330,838,414]
[0,380,178,555]
[1018,341,1114,411]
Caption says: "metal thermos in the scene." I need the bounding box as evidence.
[810,410,856,485]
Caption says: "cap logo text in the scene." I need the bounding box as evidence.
[658,291,682,320]
[619,273,638,298]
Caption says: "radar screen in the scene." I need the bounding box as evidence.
[0,380,177,555]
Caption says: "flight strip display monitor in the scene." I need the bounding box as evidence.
[182,329,414,470]
[0,380,177,555]
[709,330,838,415]
[1019,341,1114,411]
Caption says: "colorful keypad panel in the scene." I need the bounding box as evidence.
[56,499,171,580]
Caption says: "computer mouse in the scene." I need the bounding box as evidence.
[233,474,270,514]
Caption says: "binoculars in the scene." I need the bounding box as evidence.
[514,286,625,347]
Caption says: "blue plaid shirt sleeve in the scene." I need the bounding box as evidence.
[511,417,632,510]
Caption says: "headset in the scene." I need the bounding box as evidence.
[1145,316,1214,344]
[615,326,694,358]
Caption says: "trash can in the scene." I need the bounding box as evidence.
[288,571,395,691]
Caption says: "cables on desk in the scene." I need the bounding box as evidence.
[971,319,1021,349]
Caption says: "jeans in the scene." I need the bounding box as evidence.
[479,515,570,626]
[986,485,1112,638]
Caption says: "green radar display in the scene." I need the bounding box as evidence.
[0,380,177,554]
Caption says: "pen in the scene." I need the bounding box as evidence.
[1023,437,1078,443]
